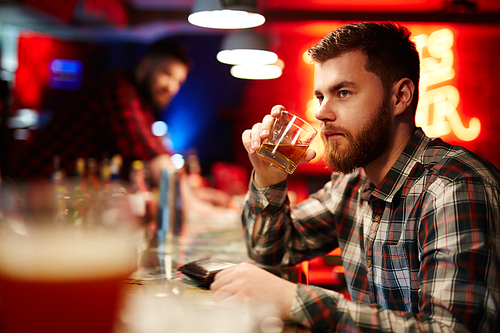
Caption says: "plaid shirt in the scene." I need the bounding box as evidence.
[12,72,169,180]
[242,128,500,333]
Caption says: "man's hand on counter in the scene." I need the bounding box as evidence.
[210,262,297,320]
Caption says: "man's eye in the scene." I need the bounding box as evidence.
[339,90,350,98]
[316,96,324,104]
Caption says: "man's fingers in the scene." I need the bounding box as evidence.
[302,149,317,162]
[212,289,233,303]
[249,123,263,153]
[271,105,285,116]
[242,105,287,155]
[211,265,238,291]
[260,114,275,139]
[242,129,253,154]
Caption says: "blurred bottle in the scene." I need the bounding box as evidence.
[110,154,122,183]
[170,168,183,236]
[185,149,206,188]
[156,166,184,237]
[100,158,111,185]
[75,157,86,185]
[52,155,70,225]
[74,158,84,225]
[86,158,100,190]
[128,160,154,229]
[51,155,65,185]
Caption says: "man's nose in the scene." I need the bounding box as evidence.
[315,101,336,123]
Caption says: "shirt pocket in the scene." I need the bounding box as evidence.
[380,243,419,313]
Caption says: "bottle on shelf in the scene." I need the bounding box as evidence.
[110,155,122,183]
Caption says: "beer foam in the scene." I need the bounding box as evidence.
[0,228,138,281]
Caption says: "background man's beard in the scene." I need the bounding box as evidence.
[137,73,165,112]
[323,100,391,174]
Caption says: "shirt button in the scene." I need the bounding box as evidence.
[258,203,264,208]
[374,215,381,222]
[367,259,372,268]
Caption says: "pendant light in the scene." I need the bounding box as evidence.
[230,63,282,80]
[217,29,278,65]
[188,0,265,30]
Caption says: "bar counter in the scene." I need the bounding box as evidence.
[117,208,309,333]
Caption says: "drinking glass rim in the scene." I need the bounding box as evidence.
[280,110,317,135]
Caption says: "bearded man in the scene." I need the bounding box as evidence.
[210,22,500,333]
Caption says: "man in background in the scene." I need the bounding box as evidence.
[11,38,190,182]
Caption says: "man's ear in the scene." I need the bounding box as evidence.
[392,78,415,116]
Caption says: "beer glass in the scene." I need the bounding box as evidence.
[257,111,317,174]
[0,179,140,333]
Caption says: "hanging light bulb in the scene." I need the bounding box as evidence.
[188,0,265,29]
[230,60,284,80]
[217,29,278,65]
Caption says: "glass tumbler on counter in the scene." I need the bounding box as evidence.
[0,179,140,333]
[257,110,317,174]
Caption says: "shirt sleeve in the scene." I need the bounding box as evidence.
[415,177,499,333]
[242,171,341,266]
[241,172,291,266]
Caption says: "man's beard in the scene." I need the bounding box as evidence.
[322,99,391,174]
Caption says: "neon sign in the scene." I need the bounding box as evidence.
[413,28,480,141]
[48,59,83,91]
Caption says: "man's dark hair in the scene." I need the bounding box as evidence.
[308,22,420,111]
[144,38,192,68]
